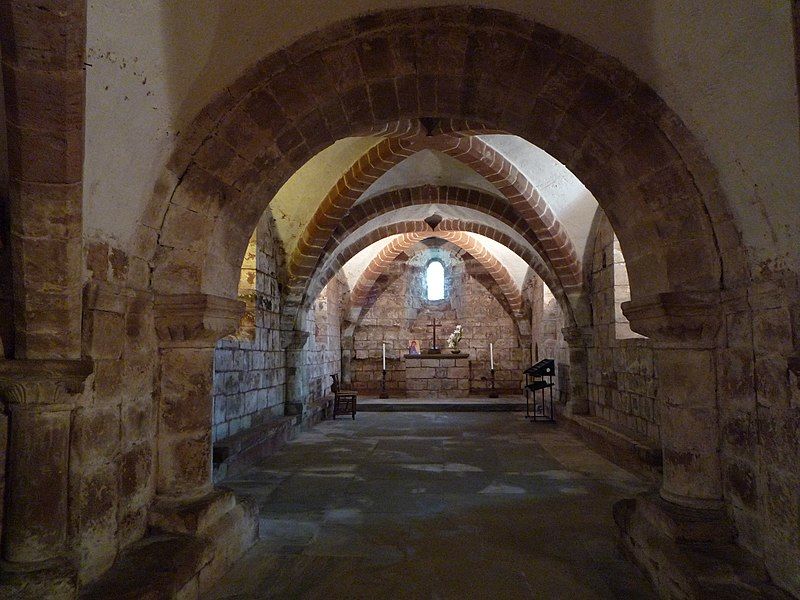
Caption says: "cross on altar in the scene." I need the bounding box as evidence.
[426,317,439,351]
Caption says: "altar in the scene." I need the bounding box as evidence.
[404,353,471,398]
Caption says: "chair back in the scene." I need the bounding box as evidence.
[330,374,340,394]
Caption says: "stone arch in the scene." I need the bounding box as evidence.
[311,218,573,328]
[317,185,557,298]
[143,7,742,319]
[349,232,524,318]
[139,7,749,530]
[285,135,583,319]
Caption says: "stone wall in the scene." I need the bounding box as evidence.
[211,211,346,441]
[78,282,158,583]
[349,245,528,395]
[290,273,347,409]
[716,278,800,594]
[525,276,568,403]
[586,214,660,445]
[212,213,286,443]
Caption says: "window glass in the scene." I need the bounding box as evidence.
[426,261,445,300]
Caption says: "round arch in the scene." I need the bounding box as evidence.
[142,7,741,333]
[309,218,575,327]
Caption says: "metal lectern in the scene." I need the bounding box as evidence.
[524,358,555,422]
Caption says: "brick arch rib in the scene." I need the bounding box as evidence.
[284,137,583,328]
[350,232,524,317]
[145,7,737,334]
[309,219,574,327]
[318,184,559,303]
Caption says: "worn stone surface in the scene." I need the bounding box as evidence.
[208,413,656,599]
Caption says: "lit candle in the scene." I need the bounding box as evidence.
[382,343,386,370]
[490,343,494,370]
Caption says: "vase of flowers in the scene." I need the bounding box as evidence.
[447,325,463,353]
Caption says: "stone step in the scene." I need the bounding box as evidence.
[79,533,207,600]
[359,399,526,412]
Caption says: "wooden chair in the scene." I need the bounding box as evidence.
[330,374,357,420]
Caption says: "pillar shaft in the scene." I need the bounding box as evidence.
[154,294,244,501]
[1,0,88,360]
[562,326,591,415]
[0,359,92,566]
[4,405,71,562]
[623,292,723,510]
[156,347,215,498]
[655,348,723,507]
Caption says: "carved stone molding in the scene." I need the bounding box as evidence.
[155,294,245,348]
[622,291,721,346]
[0,359,93,409]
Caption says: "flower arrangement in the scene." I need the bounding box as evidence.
[447,324,463,349]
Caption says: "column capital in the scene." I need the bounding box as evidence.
[622,291,721,347]
[154,294,244,348]
[0,359,93,409]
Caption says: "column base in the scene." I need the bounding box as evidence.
[0,556,77,600]
[614,493,790,599]
[148,488,258,594]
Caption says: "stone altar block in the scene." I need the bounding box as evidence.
[404,353,471,398]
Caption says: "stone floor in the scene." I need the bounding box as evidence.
[207,413,658,599]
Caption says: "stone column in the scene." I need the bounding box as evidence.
[153,294,244,502]
[1,0,87,360]
[280,327,310,416]
[615,292,733,593]
[151,294,259,592]
[562,326,592,415]
[0,359,92,598]
[623,292,724,510]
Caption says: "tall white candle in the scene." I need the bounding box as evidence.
[490,343,494,370]
[382,343,386,370]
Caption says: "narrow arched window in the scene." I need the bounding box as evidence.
[426,260,445,301]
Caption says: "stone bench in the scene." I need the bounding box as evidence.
[558,409,662,481]
[213,397,333,480]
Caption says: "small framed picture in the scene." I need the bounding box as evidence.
[408,339,421,355]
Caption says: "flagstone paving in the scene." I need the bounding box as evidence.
[206,413,657,599]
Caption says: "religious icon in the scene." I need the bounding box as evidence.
[408,339,421,355]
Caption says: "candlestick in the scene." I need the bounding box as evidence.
[490,343,494,370]
[488,367,498,398]
[382,342,386,370]
[379,368,388,399]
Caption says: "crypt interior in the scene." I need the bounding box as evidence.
[0,2,798,599]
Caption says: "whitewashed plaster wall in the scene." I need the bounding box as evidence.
[358,149,500,202]
[82,1,799,274]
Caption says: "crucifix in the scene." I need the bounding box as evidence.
[426,317,440,352]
